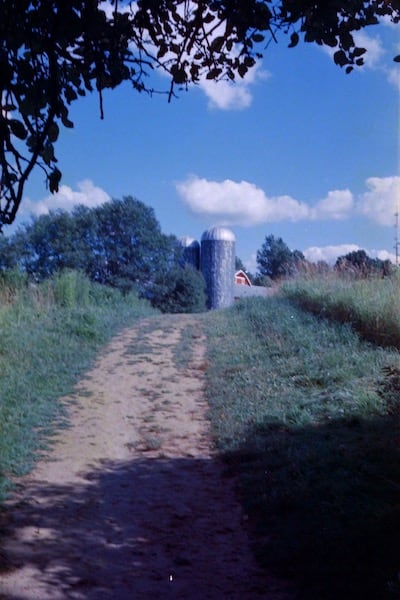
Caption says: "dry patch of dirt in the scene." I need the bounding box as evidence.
[0,314,292,599]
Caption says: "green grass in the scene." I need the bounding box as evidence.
[0,271,157,499]
[205,296,400,599]
[282,272,400,348]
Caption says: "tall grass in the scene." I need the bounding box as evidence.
[205,296,400,599]
[282,272,400,348]
[0,270,156,499]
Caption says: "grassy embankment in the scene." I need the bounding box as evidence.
[205,275,400,599]
[0,270,156,500]
[283,272,400,349]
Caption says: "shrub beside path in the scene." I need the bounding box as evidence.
[0,314,292,600]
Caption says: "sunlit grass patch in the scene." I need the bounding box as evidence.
[0,271,157,499]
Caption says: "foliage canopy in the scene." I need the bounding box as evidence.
[0,0,399,226]
[2,196,207,312]
[257,234,305,279]
[335,249,393,277]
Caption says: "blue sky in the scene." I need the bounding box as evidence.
[16,15,400,273]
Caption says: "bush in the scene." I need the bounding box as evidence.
[152,265,206,313]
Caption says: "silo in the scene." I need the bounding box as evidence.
[201,226,236,309]
[179,236,200,270]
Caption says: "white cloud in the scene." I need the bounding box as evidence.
[21,180,111,218]
[304,244,360,264]
[371,248,397,263]
[304,244,397,265]
[199,63,269,110]
[321,30,385,68]
[198,77,252,110]
[353,31,385,68]
[177,174,400,228]
[386,67,400,91]
[320,27,400,91]
[357,176,400,225]
[176,176,310,225]
[311,189,354,220]
[176,176,355,225]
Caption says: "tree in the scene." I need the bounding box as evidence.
[335,249,394,277]
[256,234,305,280]
[79,197,175,293]
[0,1,399,227]
[13,210,82,278]
[5,196,177,295]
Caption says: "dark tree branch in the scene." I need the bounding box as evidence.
[0,0,398,226]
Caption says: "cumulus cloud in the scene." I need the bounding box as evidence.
[320,28,400,92]
[176,176,311,225]
[199,63,269,110]
[371,248,397,263]
[353,31,385,68]
[357,176,400,225]
[304,244,397,265]
[177,174,400,228]
[303,244,396,265]
[386,67,400,91]
[304,244,361,264]
[311,189,354,220]
[21,180,111,218]
[321,30,385,67]
[176,176,354,225]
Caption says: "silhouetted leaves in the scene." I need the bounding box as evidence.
[0,0,398,226]
[288,32,299,48]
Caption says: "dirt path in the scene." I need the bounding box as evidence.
[0,314,291,599]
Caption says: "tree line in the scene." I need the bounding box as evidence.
[0,196,206,313]
[245,234,394,283]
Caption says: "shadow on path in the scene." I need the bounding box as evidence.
[0,452,288,599]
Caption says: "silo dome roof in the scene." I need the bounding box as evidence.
[179,236,200,248]
[201,227,236,242]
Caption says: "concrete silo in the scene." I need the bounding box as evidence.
[179,236,200,270]
[201,226,236,309]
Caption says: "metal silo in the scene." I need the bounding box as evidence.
[179,236,200,270]
[201,226,236,309]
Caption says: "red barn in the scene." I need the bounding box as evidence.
[235,270,252,286]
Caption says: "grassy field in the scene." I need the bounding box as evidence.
[282,272,400,349]
[1,269,400,598]
[0,270,157,499]
[205,293,400,599]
